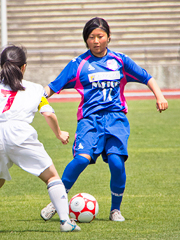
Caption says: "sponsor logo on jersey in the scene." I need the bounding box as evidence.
[92,80,119,89]
[107,59,118,70]
[88,71,120,82]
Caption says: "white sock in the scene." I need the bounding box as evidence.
[47,179,70,221]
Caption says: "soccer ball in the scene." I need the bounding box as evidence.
[69,193,99,223]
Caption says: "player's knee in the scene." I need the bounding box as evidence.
[78,154,91,162]
[108,154,125,174]
[39,164,60,185]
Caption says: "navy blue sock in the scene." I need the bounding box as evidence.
[108,154,126,211]
[61,155,90,193]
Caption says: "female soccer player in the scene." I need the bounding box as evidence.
[41,17,168,222]
[0,45,80,232]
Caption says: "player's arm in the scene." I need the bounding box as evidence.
[44,85,55,98]
[38,96,69,144]
[147,77,168,113]
[42,112,69,144]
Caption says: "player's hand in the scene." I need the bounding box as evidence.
[156,97,168,113]
[59,131,69,144]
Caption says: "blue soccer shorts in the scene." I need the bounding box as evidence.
[72,110,130,163]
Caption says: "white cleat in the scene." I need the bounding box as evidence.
[40,202,57,221]
[109,209,125,222]
[60,219,81,232]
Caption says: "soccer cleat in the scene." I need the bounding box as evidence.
[60,219,81,232]
[109,209,125,222]
[40,202,57,221]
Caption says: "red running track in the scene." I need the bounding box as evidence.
[48,89,180,102]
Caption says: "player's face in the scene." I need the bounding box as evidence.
[86,28,109,58]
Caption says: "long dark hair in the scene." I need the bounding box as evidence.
[83,17,111,48]
[0,45,27,91]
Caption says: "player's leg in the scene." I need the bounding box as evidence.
[0,179,5,188]
[39,164,81,232]
[39,164,69,221]
[61,115,102,192]
[108,153,126,221]
[61,154,90,192]
[6,125,80,232]
[40,154,90,221]
[41,116,99,221]
[104,112,129,221]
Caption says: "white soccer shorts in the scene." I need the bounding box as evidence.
[0,121,52,180]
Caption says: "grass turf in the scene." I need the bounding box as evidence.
[0,99,179,239]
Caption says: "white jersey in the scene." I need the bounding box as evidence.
[0,79,44,123]
[0,79,53,180]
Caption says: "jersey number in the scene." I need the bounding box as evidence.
[1,89,17,113]
[103,88,113,101]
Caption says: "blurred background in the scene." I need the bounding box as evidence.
[1,0,180,89]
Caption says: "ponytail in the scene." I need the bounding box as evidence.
[0,45,27,91]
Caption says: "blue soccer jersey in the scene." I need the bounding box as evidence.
[49,48,152,120]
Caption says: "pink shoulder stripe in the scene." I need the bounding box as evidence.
[75,55,91,120]
[109,53,128,114]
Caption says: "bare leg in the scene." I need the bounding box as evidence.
[38,164,60,184]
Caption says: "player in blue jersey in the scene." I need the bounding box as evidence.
[41,17,168,222]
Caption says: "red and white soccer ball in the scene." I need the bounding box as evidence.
[69,193,99,223]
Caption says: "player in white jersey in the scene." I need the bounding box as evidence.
[0,45,80,232]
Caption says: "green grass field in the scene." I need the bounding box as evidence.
[0,99,179,240]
